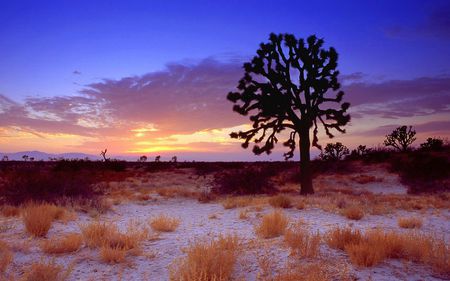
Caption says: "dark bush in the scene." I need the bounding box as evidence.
[212,164,278,195]
[420,137,444,151]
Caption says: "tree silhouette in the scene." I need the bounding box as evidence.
[100,149,109,161]
[1,155,8,161]
[420,137,444,151]
[227,33,350,194]
[384,126,416,152]
[155,155,161,162]
[22,155,29,161]
[320,142,349,161]
[171,156,178,163]
[139,155,148,162]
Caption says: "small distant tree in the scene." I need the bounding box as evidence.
[155,155,161,162]
[2,155,8,161]
[22,155,29,161]
[227,33,350,195]
[29,157,35,162]
[171,156,178,163]
[320,142,349,160]
[420,137,444,151]
[384,126,416,152]
[100,149,109,161]
[139,155,148,162]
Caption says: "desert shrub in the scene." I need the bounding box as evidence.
[320,142,350,161]
[325,227,362,250]
[341,205,364,220]
[0,205,20,217]
[150,215,180,232]
[169,235,239,281]
[268,194,292,208]
[21,260,66,281]
[420,138,444,151]
[41,233,82,254]
[255,210,289,239]
[22,204,66,237]
[389,151,449,193]
[0,240,13,274]
[397,217,423,229]
[284,223,321,258]
[212,164,277,195]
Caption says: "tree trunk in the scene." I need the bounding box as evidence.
[299,126,314,195]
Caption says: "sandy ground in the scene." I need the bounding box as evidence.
[1,166,449,281]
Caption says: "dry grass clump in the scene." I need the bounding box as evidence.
[169,234,239,281]
[397,217,423,229]
[0,240,13,274]
[352,175,381,184]
[324,227,363,250]
[341,205,364,220]
[284,223,321,258]
[0,205,21,217]
[334,228,450,275]
[255,210,289,239]
[273,262,331,281]
[222,196,254,209]
[22,203,67,237]
[239,209,249,220]
[268,194,292,209]
[41,233,82,254]
[21,260,66,281]
[150,215,180,232]
[80,221,148,263]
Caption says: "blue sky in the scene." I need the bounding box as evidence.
[0,0,449,159]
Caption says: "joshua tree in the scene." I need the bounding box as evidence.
[384,126,416,152]
[320,142,350,160]
[420,137,444,151]
[155,155,161,162]
[100,149,109,161]
[22,155,29,161]
[1,155,8,161]
[171,156,178,163]
[227,33,350,194]
[139,155,148,162]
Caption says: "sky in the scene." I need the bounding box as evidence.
[1,0,449,161]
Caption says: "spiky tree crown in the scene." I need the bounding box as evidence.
[227,33,350,159]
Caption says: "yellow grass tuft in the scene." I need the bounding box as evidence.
[397,217,423,229]
[100,245,127,264]
[169,234,239,281]
[80,221,111,248]
[284,223,321,258]
[341,205,364,220]
[22,203,67,237]
[324,227,363,251]
[274,262,331,281]
[0,205,21,217]
[268,194,292,209]
[0,240,13,274]
[222,196,254,209]
[150,215,180,232]
[41,233,83,254]
[255,210,289,239]
[21,260,66,281]
[239,209,249,220]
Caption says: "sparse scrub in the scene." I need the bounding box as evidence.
[21,260,66,281]
[255,210,289,239]
[398,217,423,229]
[41,233,82,254]
[341,205,364,220]
[169,235,239,281]
[150,215,180,232]
[284,223,321,258]
[268,194,292,208]
[0,240,13,274]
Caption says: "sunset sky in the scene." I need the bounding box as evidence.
[1,0,449,161]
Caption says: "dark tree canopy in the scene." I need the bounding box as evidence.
[384,126,416,152]
[227,33,350,159]
[320,142,350,161]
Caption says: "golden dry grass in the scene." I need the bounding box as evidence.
[22,204,65,237]
[255,210,289,239]
[169,234,239,281]
[21,260,66,281]
[0,205,21,217]
[0,240,13,274]
[284,223,321,258]
[271,262,332,281]
[341,205,364,220]
[324,227,363,251]
[80,221,111,248]
[100,245,127,264]
[41,233,82,254]
[239,209,249,220]
[150,215,180,232]
[268,194,292,209]
[397,217,423,229]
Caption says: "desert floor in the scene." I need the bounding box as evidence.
[1,163,449,281]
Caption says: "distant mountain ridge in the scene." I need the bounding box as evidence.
[0,151,102,161]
